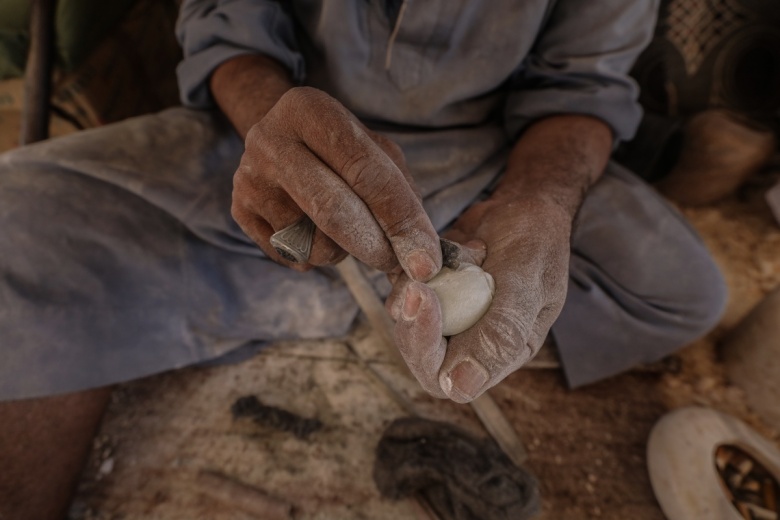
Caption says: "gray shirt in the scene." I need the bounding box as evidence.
[175,0,657,229]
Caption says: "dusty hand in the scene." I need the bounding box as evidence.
[387,196,572,402]
[231,87,441,281]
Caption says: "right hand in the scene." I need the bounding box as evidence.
[231,87,442,282]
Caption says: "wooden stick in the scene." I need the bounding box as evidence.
[195,470,294,519]
[335,257,410,374]
[335,256,527,465]
[344,341,418,417]
[21,0,57,145]
[470,393,528,465]
[336,258,442,520]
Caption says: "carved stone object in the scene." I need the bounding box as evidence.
[426,263,495,337]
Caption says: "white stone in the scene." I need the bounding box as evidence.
[426,263,495,336]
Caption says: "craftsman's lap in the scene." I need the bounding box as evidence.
[0,109,359,399]
[0,108,725,399]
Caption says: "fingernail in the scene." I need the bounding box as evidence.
[402,284,423,320]
[405,250,437,281]
[440,358,489,402]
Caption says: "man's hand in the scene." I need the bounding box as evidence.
[231,87,441,279]
[387,196,571,402]
[386,115,613,402]
[210,56,441,280]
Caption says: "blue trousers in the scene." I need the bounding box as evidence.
[0,108,726,399]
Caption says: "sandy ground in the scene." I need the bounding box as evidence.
[71,171,780,520]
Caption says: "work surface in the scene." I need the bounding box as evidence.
[72,178,780,520]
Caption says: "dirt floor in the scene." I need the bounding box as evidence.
[71,169,780,520]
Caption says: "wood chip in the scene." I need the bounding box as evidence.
[194,470,294,520]
[745,503,778,520]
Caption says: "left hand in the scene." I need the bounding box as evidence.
[386,194,573,402]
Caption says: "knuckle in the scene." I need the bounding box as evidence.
[231,178,253,210]
[279,87,304,108]
[240,136,292,188]
[244,123,264,149]
[262,136,293,170]
[307,190,344,226]
[230,205,262,245]
[233,163,259,188]
[232,170,261,209]
[230,200,244,225]
[232,167,248,193]
[245,122,279,157]
[284,86,316,103]
[281,86,330,116]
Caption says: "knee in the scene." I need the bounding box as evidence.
[665,254,727,343]
[615,215,729,348]
[573,162,728,346]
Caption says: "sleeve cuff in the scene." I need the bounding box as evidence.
[504,82,644,145]
[176,45,305,108]
[175,0,305,109]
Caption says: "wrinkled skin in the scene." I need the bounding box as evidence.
[384,111,613,403]
[232,87,442,282]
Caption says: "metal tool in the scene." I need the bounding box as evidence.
[269,216,315,263]
[270,215,462,270]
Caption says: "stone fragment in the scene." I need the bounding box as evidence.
[426,263,495,336]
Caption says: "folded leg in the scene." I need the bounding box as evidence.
[0,108,359,400]
[552,162,727,387]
